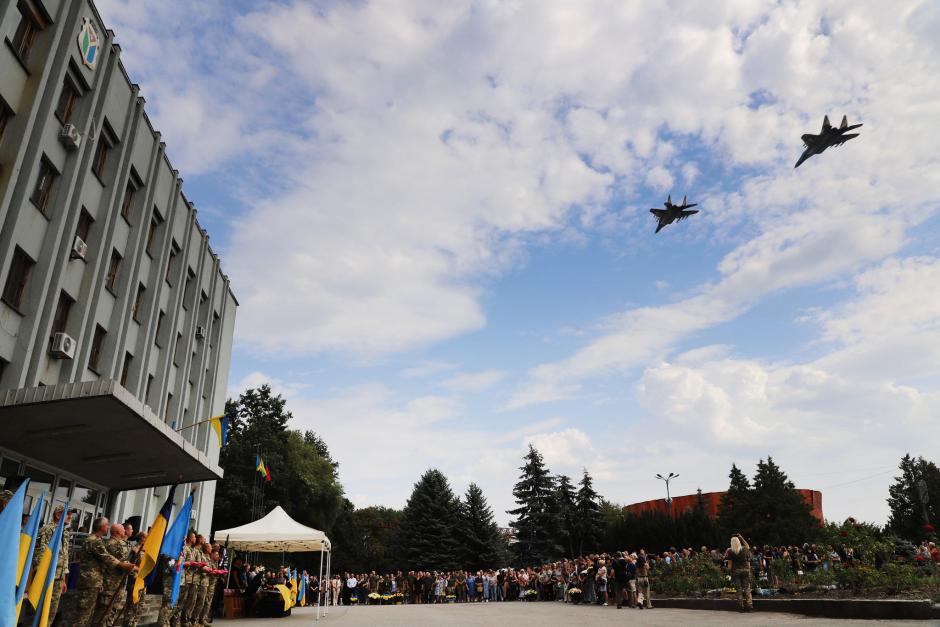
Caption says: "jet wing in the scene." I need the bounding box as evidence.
[650,209,667,217]
[801,133,818,147]
[676,209,698,222]
[832,133,859,146]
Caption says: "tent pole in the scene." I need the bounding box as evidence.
[325,550,331,615]
[316,548,325,620]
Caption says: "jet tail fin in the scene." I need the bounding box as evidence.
[822,115,832,132]
[682,195,687,206]
[840,115,848,129]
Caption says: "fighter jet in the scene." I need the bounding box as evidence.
[650,195,698,233]
[795,115,862,168]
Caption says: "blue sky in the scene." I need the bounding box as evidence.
[97,0,940,525]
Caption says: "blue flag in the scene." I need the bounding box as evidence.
[0,481,29,626]
[160,491,192,607]
[30,501,67,627]
[15,491,45,618]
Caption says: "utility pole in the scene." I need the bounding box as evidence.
[656,472,679,516]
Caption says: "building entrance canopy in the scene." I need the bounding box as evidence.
[0,379,222,490]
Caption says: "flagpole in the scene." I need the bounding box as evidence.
[175,414,219,433]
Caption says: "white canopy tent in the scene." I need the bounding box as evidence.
[216,506,333,619]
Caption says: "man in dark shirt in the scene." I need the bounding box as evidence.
[610,552,628,609]
[625,555,638,608]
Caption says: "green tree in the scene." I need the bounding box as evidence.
[555,474,577,557]
[331,501,403,573]
[749,456,818,545]
[887,454,940,541]
[213,385,345,535]
[575,469,602,554]
[461,483,507,570]
[717,463,752,536]
[397,469,463,571]
[508,445,562,564]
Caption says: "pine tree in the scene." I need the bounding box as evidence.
[717,463,752,536]
[461,483,507,570]
[576,469,602,554]
[397,469,463,571]
[887,454,940,540]
[749,456,818,545]
[508,445,562,564]
[555,474,577,557]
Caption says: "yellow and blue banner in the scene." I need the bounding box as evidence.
[27,502,67,627]
[0,481,29,626]
[15,492,44,620]
[256,455,271,482]
[159,490,193,607]
[209,413,229,447]
[132,484,177,603]
[297,570,305,607]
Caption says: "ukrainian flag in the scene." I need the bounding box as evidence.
[297,571,305,607]
[209,414,229,447]
[290,569,297,606]
[132,484,177,603]
[15,492,44,620]
[0,481,29,626]
[26,503,67,627]
[256,455,271,482]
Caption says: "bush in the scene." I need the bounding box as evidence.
[835,566,886,593]
[653,553,725,596]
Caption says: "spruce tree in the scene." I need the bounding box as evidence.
[749,456,818,544]
[717,463,752,536]
[887,454,939,540]
[555,474,577,557]
[576,469,602,554]
[461,483,507,570]
[397,469,463,571]
[508,445,562,564]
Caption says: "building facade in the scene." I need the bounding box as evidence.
[625,489,825,523]
[0,0,236,535]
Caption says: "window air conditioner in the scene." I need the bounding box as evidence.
[60,124,82,150]
[195,325,207,339]
[50,332,76,359]
[71,235,88,260]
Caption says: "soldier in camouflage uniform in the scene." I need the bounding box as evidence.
[66,517,137,626]
[187,542,212,627]
[31,505,72,624]
[124,530,149,627]
[198,547,222,625]
[180,533,202,627]
[97,523,131,626]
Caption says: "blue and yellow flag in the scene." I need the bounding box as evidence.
[297,570,305,607]
[275,584,292,611]
[15,492,44,620]
[0,481,29,626]
[27,502,67,627]
[159,491,193,607]
[209,414,229,447]
[132,484,177,603]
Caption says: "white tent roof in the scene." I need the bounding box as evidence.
[214,506,331,552]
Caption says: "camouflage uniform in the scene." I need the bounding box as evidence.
[157,554,186,627]
[124,542,148,627]
[188,548,210,627]
[96,536,130,626]
[66,534,122,626]
[33,519,71,623]
[181,544,204,626]
[198,557,219,624]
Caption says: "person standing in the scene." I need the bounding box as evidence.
[126,531,151,627]
[635,549,652,609]
[98,523,131,626]
[625,554,638,608]
[611,552,627,609]
[32,505,72,624]
[178,532,198,625]
[66,517,137,626]
[725,533,753,612]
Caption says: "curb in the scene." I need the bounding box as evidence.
[652,597,936,620]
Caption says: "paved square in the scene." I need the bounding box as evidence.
[216,603,927,625]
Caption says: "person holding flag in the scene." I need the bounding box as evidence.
[131,484,177,611]
[66,516,137,625]
[15,491,45,623]
[25,496,69,627]
[156,490,192,627]
[297,570,306,608]
[28,504,71,624]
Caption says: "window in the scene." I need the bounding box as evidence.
[145,214,159,256]
[132,283,145,322]
[51,290,74,334]
[0,101,11,145]
[10,3,43,65]
[105,249,122,293]
[165,242,179,285]
[164,392,173,422]
[54,77,80,125]
[120,184,135,221]
[91,137,110,180]
[145,374,154,405]
[173,332,183,366]
[0,358,9,386]
[76,208,93,242]
[182,269,195,309]
[29,157,57,215]
[2,246,35,311]
[154,310,165,347]
[88,324,106,372]
[120,352,132,387]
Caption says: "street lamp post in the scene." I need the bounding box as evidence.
[656,472,679,515]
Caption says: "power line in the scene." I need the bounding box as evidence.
[823,469,896,490]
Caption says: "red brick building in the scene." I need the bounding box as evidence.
[625,489,824,522]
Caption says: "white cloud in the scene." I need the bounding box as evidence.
[441,369,507,392]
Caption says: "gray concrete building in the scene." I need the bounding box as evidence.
[0,0,237,535]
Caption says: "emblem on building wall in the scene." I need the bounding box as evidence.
[77,18,99,69]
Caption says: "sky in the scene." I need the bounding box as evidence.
[95,0,940,526]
